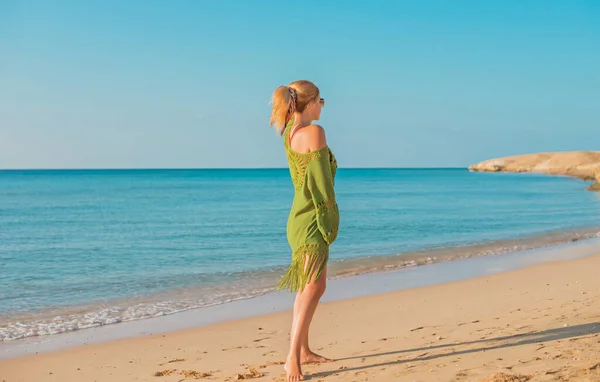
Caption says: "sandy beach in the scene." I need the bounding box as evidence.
[4,1,599,381]
[2,252,599,382]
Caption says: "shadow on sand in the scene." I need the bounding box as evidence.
[312,321,600,378]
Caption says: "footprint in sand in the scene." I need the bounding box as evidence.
[234,367,264,380]
[154,369,216,379]
[222,345,248,351]
[455,370,468,377]
[253,337,272,343]
[180,370,214,379]
[481,372,530,382]
[158,358,186,366]
[263,361,285,366]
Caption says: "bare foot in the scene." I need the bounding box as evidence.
[301,350,334,365]
[284,357,304,381]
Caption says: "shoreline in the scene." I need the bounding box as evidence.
[2,236,600,361]
[3,226,600,344]
[2,244,600,381]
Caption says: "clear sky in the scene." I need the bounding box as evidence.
[1,0,598,169]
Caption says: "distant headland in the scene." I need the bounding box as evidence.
[469,151,600,191]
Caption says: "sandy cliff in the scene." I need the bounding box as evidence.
[469,151,600,191]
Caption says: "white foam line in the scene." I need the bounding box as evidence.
[2,237,599,359]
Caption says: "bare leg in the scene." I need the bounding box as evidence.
[299,268,333,364]
[289,269,333,365]
[284,267,328,381]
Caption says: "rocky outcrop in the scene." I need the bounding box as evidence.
[590,176,600,191]
[469,151,600,191]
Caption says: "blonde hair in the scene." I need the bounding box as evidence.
[269,80,320,134]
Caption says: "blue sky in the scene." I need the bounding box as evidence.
[1,0,598,169]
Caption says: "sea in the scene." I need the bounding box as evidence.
[1,168,600,342]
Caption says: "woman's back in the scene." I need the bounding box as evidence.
[283,120,337,193]
[289,123,328,154]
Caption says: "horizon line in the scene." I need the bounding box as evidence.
[0,166,470,171]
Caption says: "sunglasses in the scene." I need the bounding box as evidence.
[318,98,325,107]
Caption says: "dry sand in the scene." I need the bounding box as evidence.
[2,253,599,382]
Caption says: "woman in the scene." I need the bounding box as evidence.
[270,80,340,381]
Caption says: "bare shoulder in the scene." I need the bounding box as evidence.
[305,124,327,150]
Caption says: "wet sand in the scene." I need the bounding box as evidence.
[2,251,600,381]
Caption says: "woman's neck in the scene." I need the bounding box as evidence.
[292,112,312,128]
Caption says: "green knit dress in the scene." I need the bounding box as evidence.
[276,120,340,293]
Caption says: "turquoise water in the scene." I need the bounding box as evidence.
[1,169,600,340]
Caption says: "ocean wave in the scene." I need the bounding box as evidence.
[2,227,599,342]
